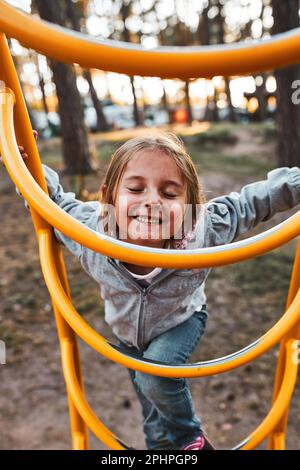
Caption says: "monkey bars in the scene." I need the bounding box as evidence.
[0,0,300,450]
[1,0,300,79]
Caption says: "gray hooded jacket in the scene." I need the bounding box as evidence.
[18,164,300,350]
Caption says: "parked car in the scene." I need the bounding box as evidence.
[84,100,136,130]
[103,104,135,129]
[144,109,169,127]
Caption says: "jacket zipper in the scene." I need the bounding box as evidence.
[138,287,147,350]
[107,256,174,293]
[107,257,175,350]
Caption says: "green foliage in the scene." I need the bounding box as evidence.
[262,122,277,142]
[227,248,294,298]
[183,125,238,147]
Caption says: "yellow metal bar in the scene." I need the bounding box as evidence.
[238,340,298,450]
[1,13,299,449]
[0,34,89,449]
[61,339,127,450]
[2,0,300,79]
[1,88,299,452]
[0,33,49,235]
[272,433,286,450]
[2,89,300,270]
[268,239,300,449]
[73,432,87,451]
[37,229,300,378]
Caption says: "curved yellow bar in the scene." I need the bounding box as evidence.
[267,242,300,449]
[2,88,300,270]
[39,229,300,378]
[64,325,297,450]
[1,0,300,79]
[0,36,91,450]
[62,339,127,450]
[0,20,299,448]
[237,340,298,450]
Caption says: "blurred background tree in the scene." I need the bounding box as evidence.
[272,0,300,167]
[7,0,300,193]
[33,0,98,195]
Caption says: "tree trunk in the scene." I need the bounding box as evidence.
[255,73,268,121]
[198,4,219,122]
[224,77,237,122]
[174,0,193,124]
[65,0,109,132]
[272,0,300,166]
[185,80,193,125]
[29,51,51,124]
[120,1,143,126]
[252,3,268,121]
[84,69,110,131]
[50,60,94,175]
[197,5,210,46]
[130,76,142,126]
[161,81,173,124]
[157,28,172,124]
[216,1,236,122]
[34,0,96,184]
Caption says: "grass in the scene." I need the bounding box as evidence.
[192,150,273,179]
[182,125,238,146]
[94,141,122,164]
[227,248,294,298]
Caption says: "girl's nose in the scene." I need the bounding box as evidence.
[144,188,162,207]
[145,201,161,207]
[145,201,162,213]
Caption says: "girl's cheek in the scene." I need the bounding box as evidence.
[113,196,127,239]
[160,205,183,237]
[169,204,184,225]
[115,195,129,218]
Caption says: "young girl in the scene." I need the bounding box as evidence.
[8,131,300,450]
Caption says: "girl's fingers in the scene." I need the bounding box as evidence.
[18,146,28,160]
[16,132,38,160]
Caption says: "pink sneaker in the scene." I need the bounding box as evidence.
[181,434,216,450]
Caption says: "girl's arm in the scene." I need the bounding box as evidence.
[43,164,100,258]
[17,164,99,259]
[204,166,300,247]
[1,134,98,260]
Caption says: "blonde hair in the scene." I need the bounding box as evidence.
[99,131,206,245]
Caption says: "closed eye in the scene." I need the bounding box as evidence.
[127,188,177,198]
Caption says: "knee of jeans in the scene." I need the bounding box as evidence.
[135,371,185,400]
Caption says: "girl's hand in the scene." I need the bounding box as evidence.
[0,130,38,164]
[18,130,38,161]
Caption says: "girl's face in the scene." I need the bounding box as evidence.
[114,149,187,248]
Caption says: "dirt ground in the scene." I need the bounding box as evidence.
[0,124,300,450]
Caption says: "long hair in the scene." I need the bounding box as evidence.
[98,131,206,247]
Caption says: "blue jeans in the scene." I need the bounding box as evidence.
[113,304,208,450]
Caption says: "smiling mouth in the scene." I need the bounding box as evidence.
[131,215,162,225]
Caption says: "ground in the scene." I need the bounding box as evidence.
[0,122,300,450]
